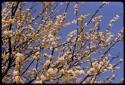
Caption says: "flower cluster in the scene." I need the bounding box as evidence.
[114,28,124,41]
[67,30,77,41]
[108,15,120,28]
[3,30,13,38]
[13,53,25,83]
[41,33,60,50]
[86,56,118,76]
[43,53,53,61]
[64,14,89,27]
[91,15,103,23]
[74,3,78,15]
[15,53,24,65]
[98,32,114,47]
[54,13,67,31]
[33,51,41,61]
[61,66,85,83]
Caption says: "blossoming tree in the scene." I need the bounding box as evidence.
[1,2,124,84]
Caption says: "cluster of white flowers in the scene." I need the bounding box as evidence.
[87,61,100,75]
[55,13,67,26]
[40,74,47,83]
[48,34,58,45]
[63,51,72,61]
[33,51,41,61]
[43,53,52,60]
[45,20,53,28]
[67,30,77,41]
[13,70,19,76]
[9,18,16,25]
[91,15,103,23]
[53,51,72,68]
[34,80,43,84]
[42,33,60,50]
[74,3,78,15]
[43,60,51,71]
[47,67,58,76]
[93,22,100,30]
[2,18,16,28]
[82,51,91,60]
[39,67,59,82]
[106,74,115,83]
[89,32,99,43]
[87,55,119,77]
[87,57,113,75]
[61,66,85,83]
[108,15,120,28]
[58,56,65,63]
[59,69,65,74]
[106,64,113,71]
[77,33,84,42]
[13,53,25,83]
[114,28,123,41]
[64,14,89,27]
[74,69,85,76]
[15,53,24,64]
[78,14,90,23]
[105,32,114,45]
[98,32,113,47]
[14,75,25,84]
[3,30,13,37]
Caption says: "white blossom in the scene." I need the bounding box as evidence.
[3,30,13,37]
[13,70,19,76]
[40,74,46,81]
[33,51,41,60]
[15,53,24,63]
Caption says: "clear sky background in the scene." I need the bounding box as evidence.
[3,2,123,83]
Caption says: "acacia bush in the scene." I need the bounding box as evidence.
[1,2,124,84]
